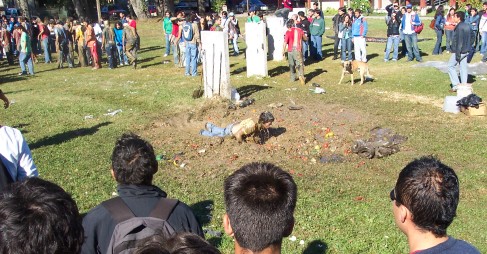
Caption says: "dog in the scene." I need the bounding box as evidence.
[338,60,372,85]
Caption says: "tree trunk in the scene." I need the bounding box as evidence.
[72,0,87,19]
[16,0,31,19]
[165,0,175,14]
[198,0,205,13]
[129,0,148,20]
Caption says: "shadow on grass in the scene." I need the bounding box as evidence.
[269,66,288,77]
[11,123,30,134]
[139,45,163,53]
[231,66,246,75]
[269,127,286,138]
[30,122,112,150]
[141,61,163,69]
[138,56,158,64]
[305,68,327,82]
[3,89,33,94]
[302,239,328,254]
[237,84,271,98]
[190,199,214,226]
[468,74,476,83]
[367,53,379,61]
[208,237,223,249]
[0,73,27,83]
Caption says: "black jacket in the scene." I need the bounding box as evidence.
[299,18,311,37]
[332,14,344,34]
[81,184,204,254]
[387,20,401,36]
[452,21,471,55]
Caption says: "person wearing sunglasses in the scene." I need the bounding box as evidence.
[390,156,479,254]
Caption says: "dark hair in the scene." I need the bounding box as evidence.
[222,11,227,16]
[339,7,346,12]
[355,8,362,13]
[298,11,305,17]
[258,111,275,124]
[470,7,477,13]
[135,233,220,254]
[111,133,158,185]
[224,162,297,252]
[166,232,221,254]
[315,10,322,15]
[394,156,459,237]
[313,1,318,5]
[0,178,84,254]
[455,11,465,21]
[286,19,294,28]
[435,5,444,16]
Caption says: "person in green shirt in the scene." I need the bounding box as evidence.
[246,8,261,23]
[16,25,34,76]
[163,11,173,57]
[309,10,325,60]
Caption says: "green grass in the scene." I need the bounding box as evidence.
[1,17,486,253]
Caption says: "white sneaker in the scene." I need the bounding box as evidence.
[163,54,168,57]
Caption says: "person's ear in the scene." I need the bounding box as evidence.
[283,217,295,237]
[223,213,234,237]
[399,204,409,224]
[110,168,116,179]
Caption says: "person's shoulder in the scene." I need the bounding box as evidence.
[446,237,480,254]
[0,125,22,138]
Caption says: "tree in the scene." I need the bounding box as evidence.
[72,0,88,18]
[198,0,205,14]
[129,0,148,20]
[15,0,32,18]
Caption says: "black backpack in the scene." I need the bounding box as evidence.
[103,197,179,254]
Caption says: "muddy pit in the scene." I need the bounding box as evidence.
[144,99,378,172]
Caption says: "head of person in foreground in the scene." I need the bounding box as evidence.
[223,162,297,253]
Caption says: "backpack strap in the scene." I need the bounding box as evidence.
[149,198,179,220]
[102,197,135,223]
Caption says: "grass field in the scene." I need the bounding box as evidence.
[1,17,486,253]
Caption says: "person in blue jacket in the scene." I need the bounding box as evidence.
[432,6,445,55]
[401,4,423,62]
[351,9,368,62]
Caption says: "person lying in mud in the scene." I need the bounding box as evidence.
[200,111,274,143]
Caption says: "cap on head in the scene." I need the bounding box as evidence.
[229,12,235,16]
[406,4,412,9]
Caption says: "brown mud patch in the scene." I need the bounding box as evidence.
[142,97,383,174]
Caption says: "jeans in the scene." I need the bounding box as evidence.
[200,123,234,137]
[185,43,198,76]
[445,29,454,51]
[19,52,34,75]
[384,36,399,60]
[172,43,179,64]
[310,35,322,60]
[116,44,128,64]
[353,36,367,62]
[231,35,239,54]
[432,29,443,55]
[165,34,171,55]
[480,31,487,55]
[42,37,51,63]
[333,33,340,57]
[404,33,422,61]
[341,38,352,61]
[448,53,468,90]
[302,41,309,62]
[105,44,116,68]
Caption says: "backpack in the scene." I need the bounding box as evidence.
[103,197,179,254]
[182,22,193,41]
[429,19,436,29]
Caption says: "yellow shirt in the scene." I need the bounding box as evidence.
[232,118,256,136]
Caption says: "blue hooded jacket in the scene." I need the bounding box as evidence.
[351,16,368,37]
[401,12,421,33]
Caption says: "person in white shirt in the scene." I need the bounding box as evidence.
[0,90,38,188]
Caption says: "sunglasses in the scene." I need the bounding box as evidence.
[390,188,396,201]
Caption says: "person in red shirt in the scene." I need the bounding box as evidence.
[275,0,293,22]
[283,19,307,85]
[37,18,52,63]
[170,12,184,66]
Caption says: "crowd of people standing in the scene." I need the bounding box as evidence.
[0,12,140,75]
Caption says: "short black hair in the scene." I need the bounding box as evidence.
[258,111,274,124]
[166,232,221,254]
[224,162,297,252]
[315,10,322,15]
[394,156,459,237]
[355,8,362,13]
[111,133,158,185]
[455,11,465,21]
[135,232,220,254]
[0,178,84,253]
[298,11,305,17]
[286,19,294,28]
